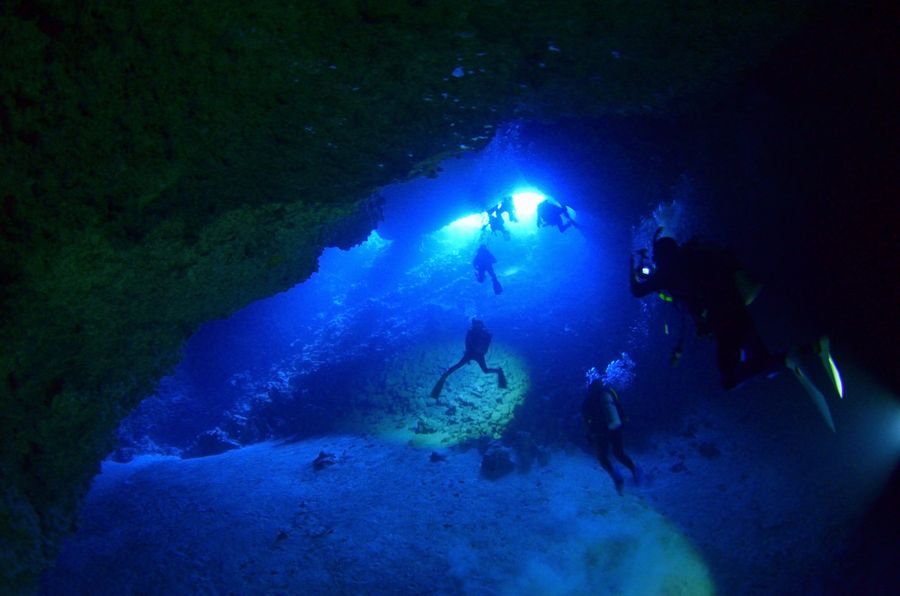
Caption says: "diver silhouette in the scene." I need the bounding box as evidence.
[582,368,640,495]
[491,195,518,223]
[473,244,503,295]
[631,229,843,430]
[483,209,510,240]
[431,319,507,398]
[537,199,577,233]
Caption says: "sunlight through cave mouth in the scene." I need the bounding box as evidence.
[114,148,607,461]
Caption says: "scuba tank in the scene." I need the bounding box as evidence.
[606,386,627,428]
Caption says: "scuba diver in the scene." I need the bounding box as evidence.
[582,367,640,495]
[483,209,511,240]
[536,199,578,233]
[431,319,507,398]
[491,195,518,223]
[473,244,503,295]
[631,229,843,430]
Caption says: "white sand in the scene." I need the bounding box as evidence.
[42,365,891,595]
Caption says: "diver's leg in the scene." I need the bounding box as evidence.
[476,268,486,283]
[716,335,742,390]
[495,367,507,388]
[721,310,782,388]
[610,430,639,482]
[487,267,503,295]
[432,356,468,398]
[738,313,783,376]
[476,356,507,388]
[596,439,624,494]
[714,310,754,389]
[445,356,469,376]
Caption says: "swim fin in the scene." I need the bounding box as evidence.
[491,277,503,295]
[497,369,507,389]
[430,374,447,399]
[734,270,763,306]
[814,336,844,399]
[786,352,835,432]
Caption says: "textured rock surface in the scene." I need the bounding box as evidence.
[0,1,805,591]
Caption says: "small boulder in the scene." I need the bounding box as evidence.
[414,418,437,434]
[312,451,336,471]
[480,442,514,480]
[182,428,241,459]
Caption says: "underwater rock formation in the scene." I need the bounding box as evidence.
[480,441,515,480]
[0,1,807,590]
[181,428,241,460]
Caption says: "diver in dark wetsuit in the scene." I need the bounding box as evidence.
[630,230,782,390]
[473,244,502,295]
[492,195,518,223]
[582,369,640,495]
[484,209,510,240]
[630,229,843,430]
[431,319,507,398]
[537,199,577,233]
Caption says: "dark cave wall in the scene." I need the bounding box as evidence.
[0,1,807,591]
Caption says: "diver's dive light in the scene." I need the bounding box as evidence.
[635,248,652,280]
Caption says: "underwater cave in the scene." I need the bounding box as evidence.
[2,2,898,595]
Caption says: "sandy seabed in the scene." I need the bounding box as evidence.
[41,365,889,595]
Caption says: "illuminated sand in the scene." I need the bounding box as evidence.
[43,437,712,595]
[347,342,530,447]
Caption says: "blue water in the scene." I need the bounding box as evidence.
[117,122,674,456]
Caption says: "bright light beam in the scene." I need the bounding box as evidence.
[446,212,486,231]
[511,190,546,218]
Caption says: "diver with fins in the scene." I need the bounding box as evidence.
[631,228,844,430]
[537,198,578,233]
[431,318,507,398]
[582,367,641,495]
[473,244,503,295]
[483,209,511,240]
[491,195,518,223]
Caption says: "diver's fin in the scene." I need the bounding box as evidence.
[491,277,503,295]
[786,353,835,432]
[430,374,447,399]
[734,270,763,306]
[497,369,508,389]
[815,336,844,399]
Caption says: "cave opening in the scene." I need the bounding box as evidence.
[43,114,897,595]
[113,121,649,457]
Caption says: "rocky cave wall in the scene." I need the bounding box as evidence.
[0,1,806,591]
